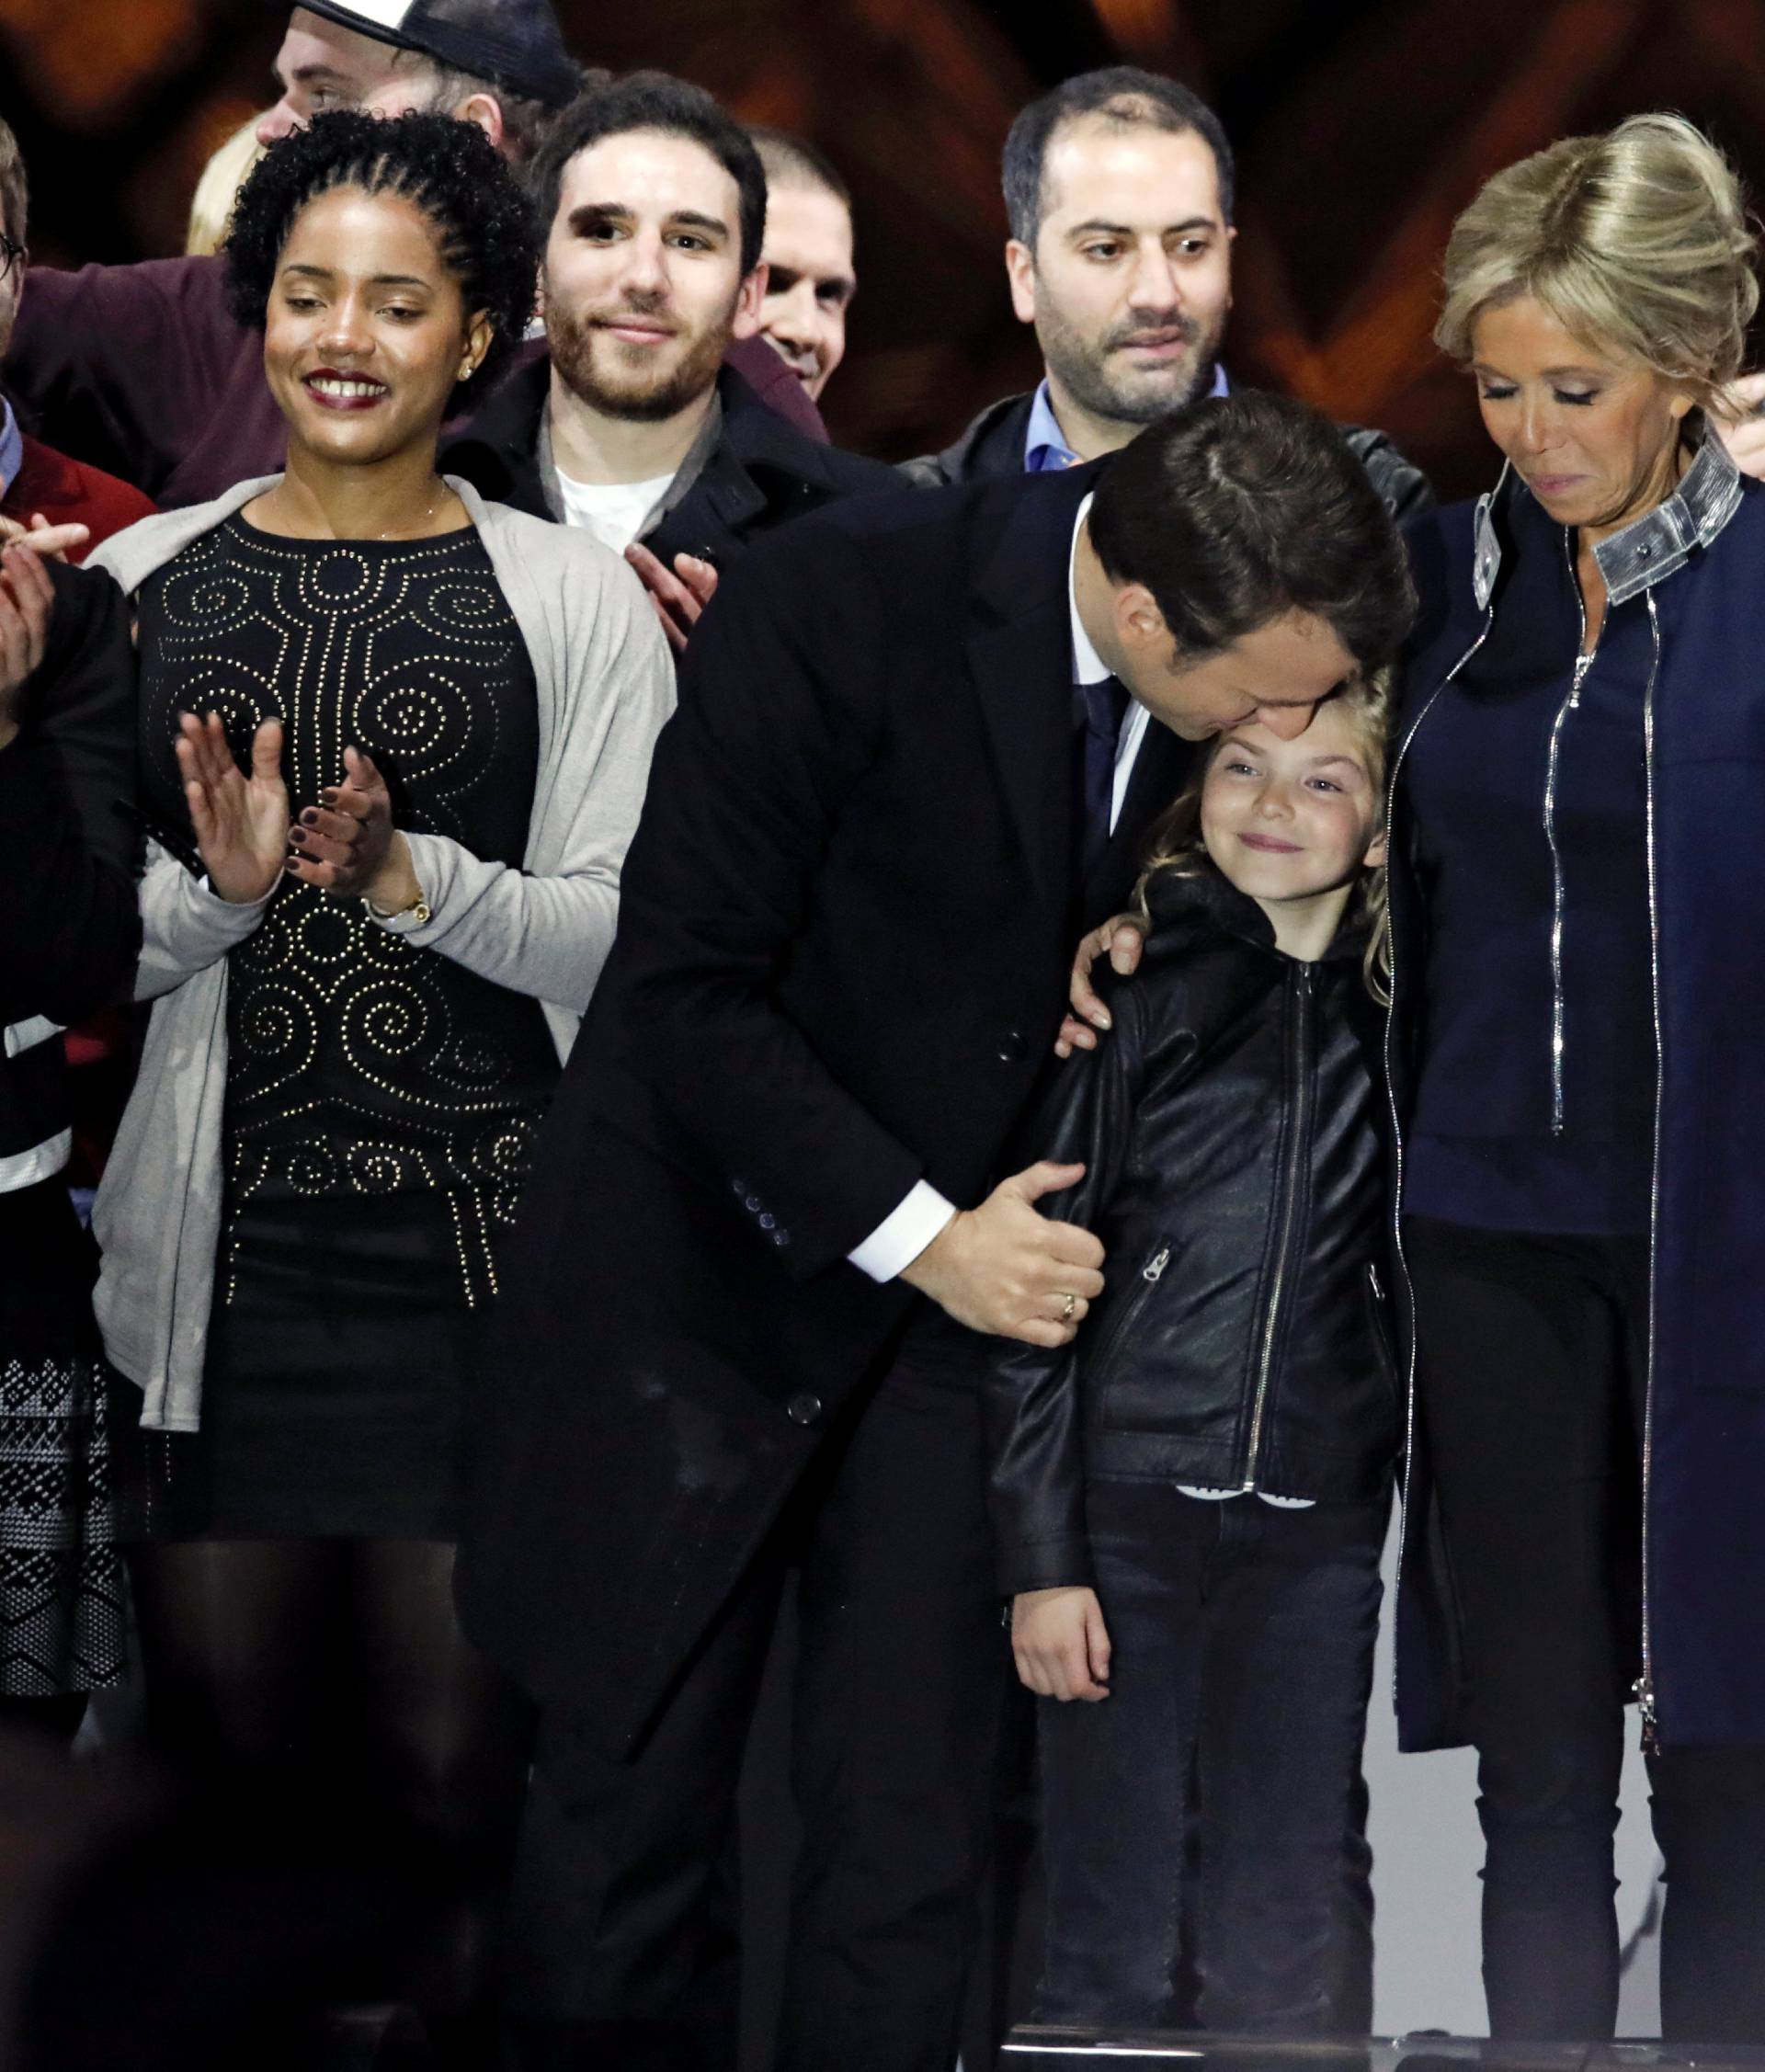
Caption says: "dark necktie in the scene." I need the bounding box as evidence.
[1076,673,1132,882]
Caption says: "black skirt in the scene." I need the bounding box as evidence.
[147,1190,493,1542]
[0,1178,131,1695]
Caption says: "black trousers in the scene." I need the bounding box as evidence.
[1407,1216,1765,2044]
[505,1330,1015,2071]
[130,1538,534,2069]
[1035,1479,1387,2034]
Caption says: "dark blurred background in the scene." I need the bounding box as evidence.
[3,0,1764,500]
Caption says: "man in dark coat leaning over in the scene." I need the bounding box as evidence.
[457,391,1416,2071]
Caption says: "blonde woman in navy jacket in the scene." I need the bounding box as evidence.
[1387,116,1765,2043]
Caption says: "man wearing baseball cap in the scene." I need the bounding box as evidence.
[6,4,821,511]
[256,0,581,154]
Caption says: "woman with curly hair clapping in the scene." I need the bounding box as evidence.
[89,108,674,2059]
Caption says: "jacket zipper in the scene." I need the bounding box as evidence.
[1635,590,1666,1753]
[1543,530,1604,1134]
[1367,1260,1400,1398]
[1088,1240,1171,1386]
[1384,606,1495,1711]
[1241,965,1315,1490]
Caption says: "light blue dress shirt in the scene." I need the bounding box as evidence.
[1023,365,1232,473]
[0,398,24,502]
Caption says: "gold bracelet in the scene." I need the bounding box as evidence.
[363,889,432,925]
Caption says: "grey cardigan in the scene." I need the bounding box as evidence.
[89,476,675,1430]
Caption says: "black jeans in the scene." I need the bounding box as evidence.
[1407,1216,1765,2044]
[504,1333,1015,2072]
[1035,1478,1387,2034]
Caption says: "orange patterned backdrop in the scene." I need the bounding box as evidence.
[2,0,1764,498]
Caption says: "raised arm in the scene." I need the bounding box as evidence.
[8,257,236,500]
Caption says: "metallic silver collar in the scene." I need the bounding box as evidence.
[1595,430,1744,606]
[1469,431,1745,612]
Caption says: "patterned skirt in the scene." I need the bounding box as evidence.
[0,1179,131,1697]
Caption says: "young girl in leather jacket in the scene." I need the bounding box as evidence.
[985,676,1398,2034]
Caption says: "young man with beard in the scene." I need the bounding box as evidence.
[749,129,858,407]
[443,75,896,653]
[901,67,1429,523]
[6,5,819,513]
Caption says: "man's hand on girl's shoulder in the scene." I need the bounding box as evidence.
[1012,1585,1112,1702]
[1056,913,1146,1057]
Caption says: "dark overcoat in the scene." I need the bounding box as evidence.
[455,463,1194,1754]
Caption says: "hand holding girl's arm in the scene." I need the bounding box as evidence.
[1013,1586,1112,1702]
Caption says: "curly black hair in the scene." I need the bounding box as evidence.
[224,109,539,402]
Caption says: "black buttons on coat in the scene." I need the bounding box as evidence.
[997,1029,1028,1064]
[786,1392,823,1427]
[731,1177,791,1248]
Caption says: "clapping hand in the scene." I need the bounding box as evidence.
[0,543,53,751]
[0,511,91,564]
[176,712,290,905]
[287,746,418,912]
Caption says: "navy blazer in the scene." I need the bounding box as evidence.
[1390,442,1765,1750]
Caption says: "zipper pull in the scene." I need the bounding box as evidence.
[1634,1677,1660,1755]
[1369,1261,1385,1303]
[1571,650,1594,701]
[1143,1247,1169,1283]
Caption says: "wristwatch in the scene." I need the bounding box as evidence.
[363,888,432,926]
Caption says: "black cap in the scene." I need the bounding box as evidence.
[290,0,580,109]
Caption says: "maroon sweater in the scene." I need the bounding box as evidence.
[11,253,826,508]
[3,432,154,558]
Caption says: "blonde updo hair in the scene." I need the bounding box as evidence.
[187,116,268,258]
[1435,113,1759,419]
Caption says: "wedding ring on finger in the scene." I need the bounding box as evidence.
[1061,1292,1076,1323]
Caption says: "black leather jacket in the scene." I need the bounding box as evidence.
[984,870,1398,1598]
[899,387,1434,523]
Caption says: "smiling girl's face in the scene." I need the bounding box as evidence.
[1469,294,1695,542]
[1199,694,1385,916]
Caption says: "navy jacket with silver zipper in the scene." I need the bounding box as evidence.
[1388,432,1765,1752]
[983,868,1397,1600]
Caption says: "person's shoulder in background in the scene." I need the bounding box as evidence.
[725,333,826,441]
[6,432,155,560]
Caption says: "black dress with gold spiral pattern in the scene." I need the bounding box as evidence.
[136,517,560,1538]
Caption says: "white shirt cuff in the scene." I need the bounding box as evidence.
[848,1180,957,1283]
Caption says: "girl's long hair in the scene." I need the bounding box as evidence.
[1132,669,1395,1005]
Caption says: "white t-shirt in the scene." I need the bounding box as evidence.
[553,468,678,555]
